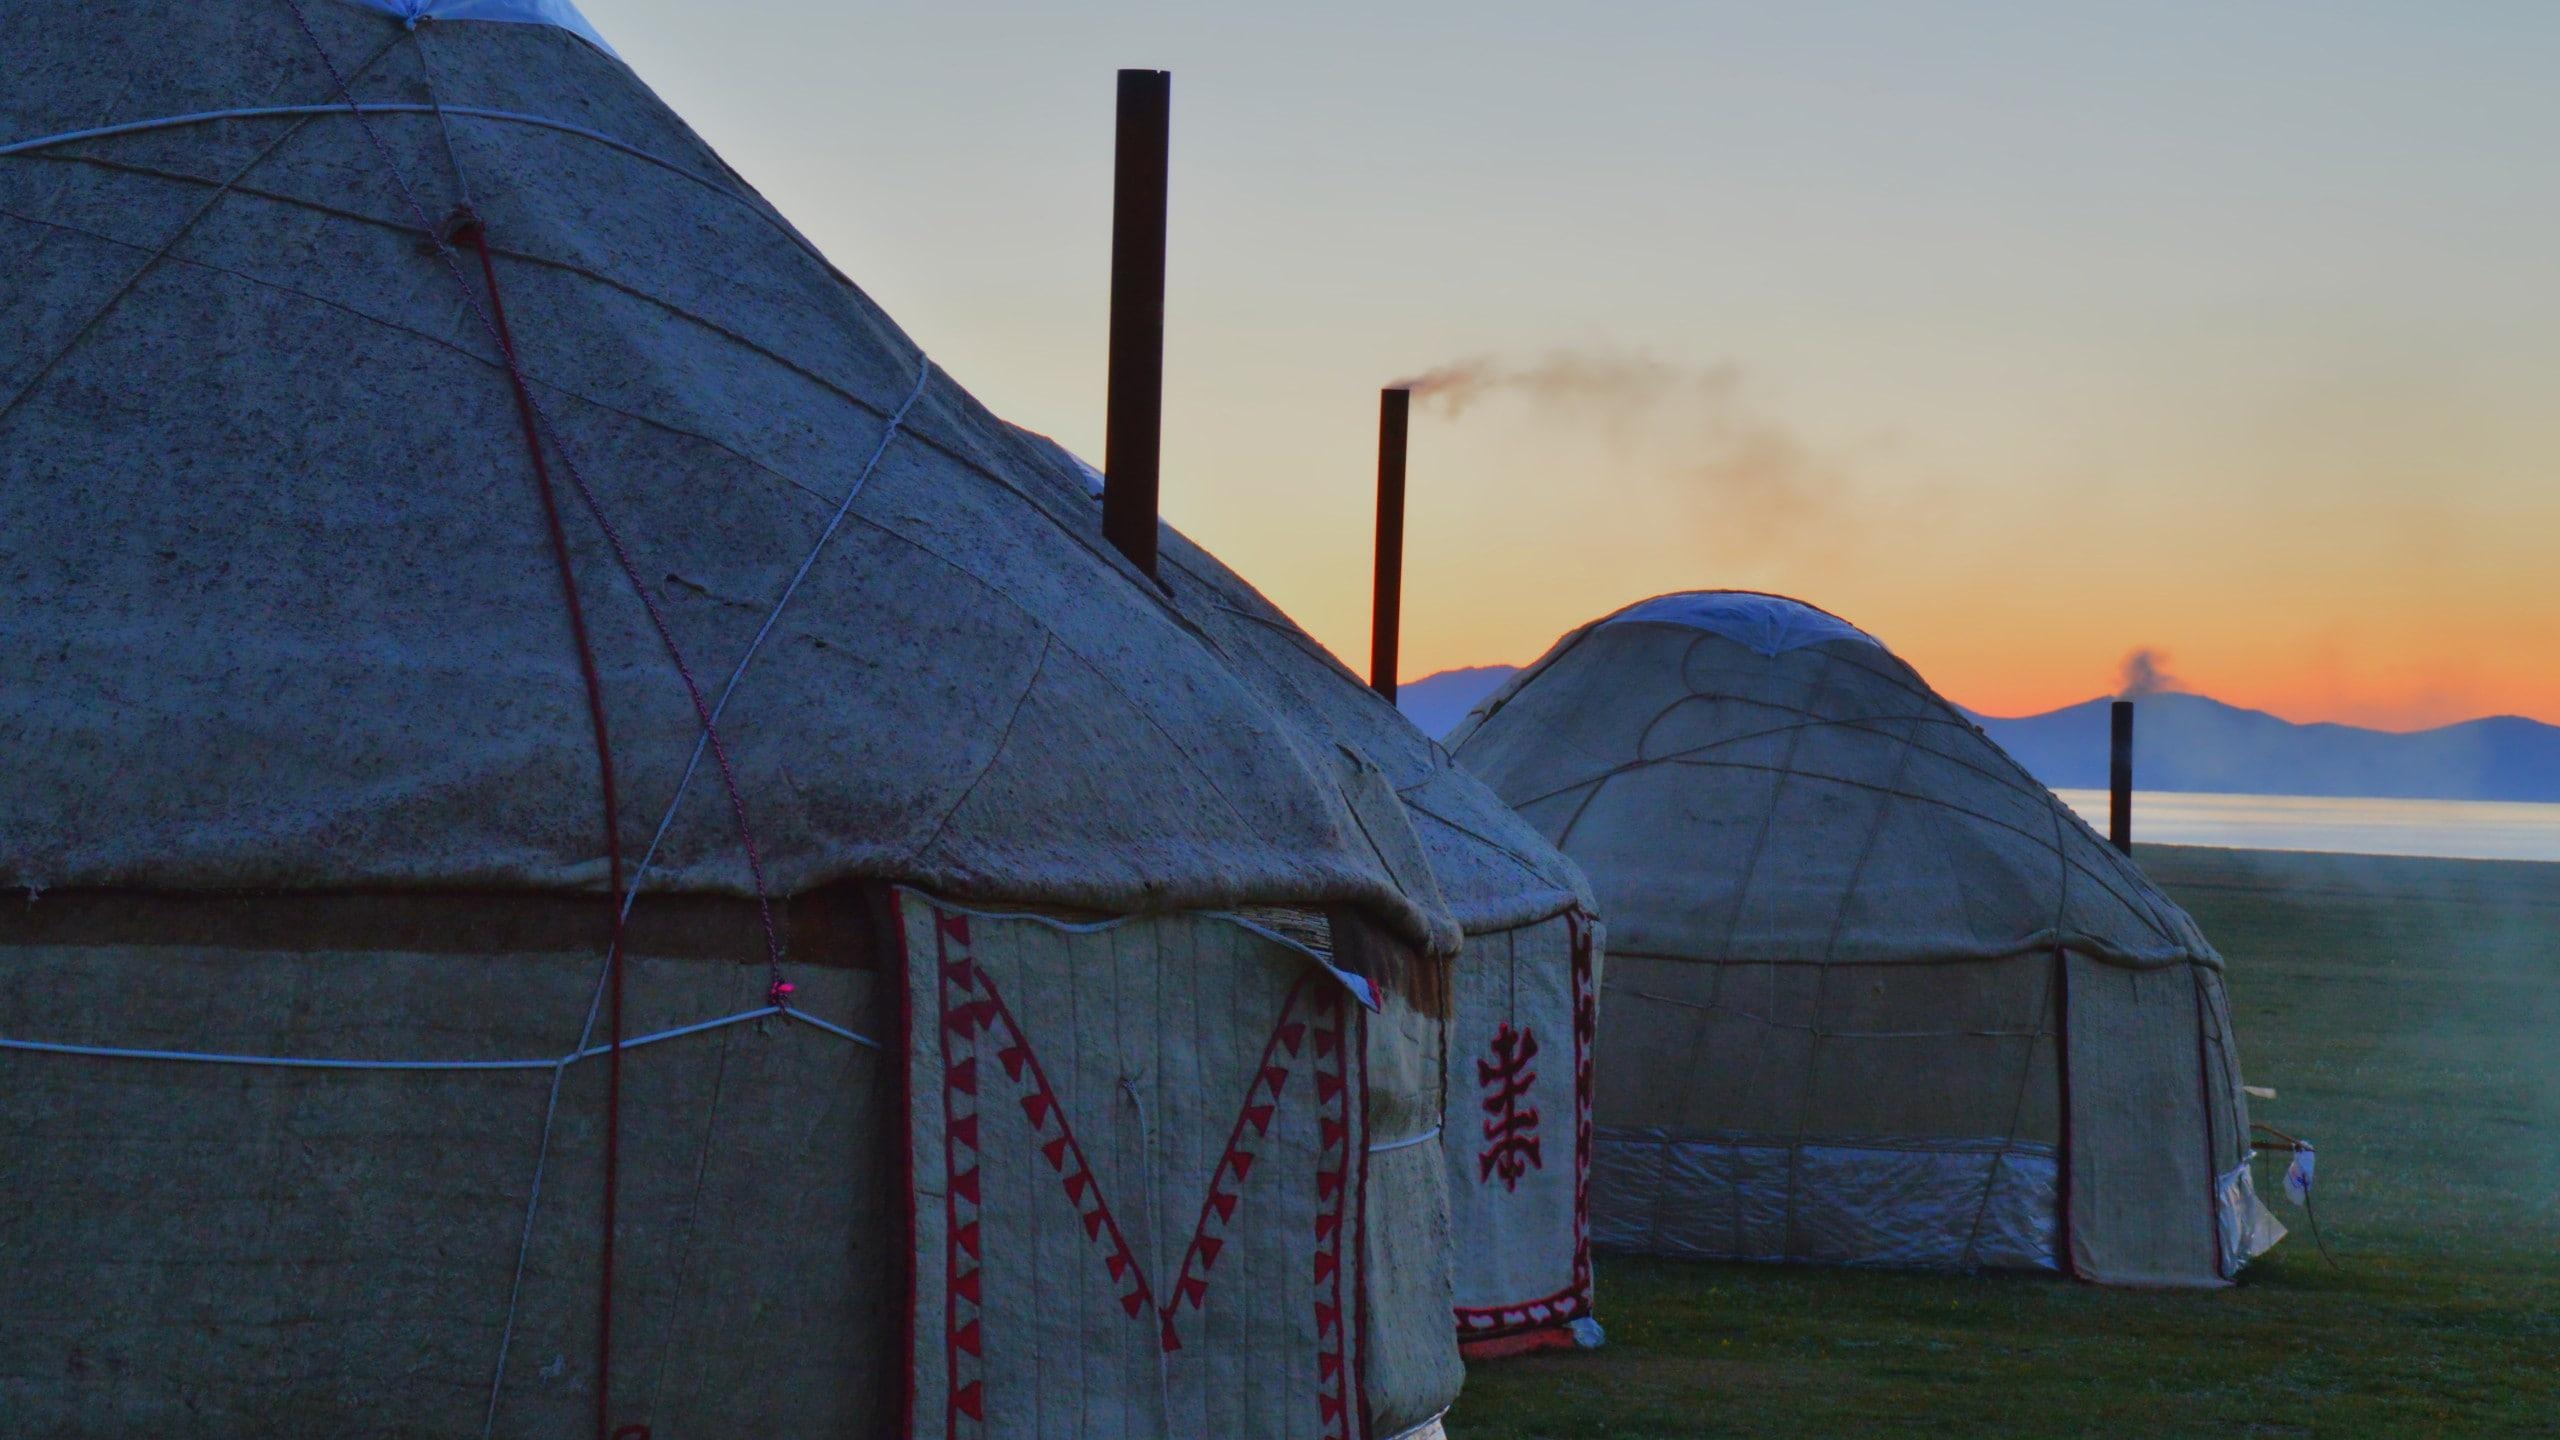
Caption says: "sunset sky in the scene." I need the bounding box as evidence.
[583,0,2560,730]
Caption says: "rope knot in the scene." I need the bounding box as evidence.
[767,978,797,1009]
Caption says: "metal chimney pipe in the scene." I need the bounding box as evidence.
[2109,699,2135,855]
[1103,69,1171,579]
[1370,386,1411,701]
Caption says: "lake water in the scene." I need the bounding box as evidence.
[2051,790,2560,864]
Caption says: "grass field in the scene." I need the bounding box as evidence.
[1447,845,2560,1438]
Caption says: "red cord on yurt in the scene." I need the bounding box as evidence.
[273,6,813,1430]
[457,217,635,1440]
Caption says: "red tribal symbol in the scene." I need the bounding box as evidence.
[1477,1022,1543,1190]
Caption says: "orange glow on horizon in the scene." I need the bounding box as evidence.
[582,0,2560,748]
[1377,618,2560,735]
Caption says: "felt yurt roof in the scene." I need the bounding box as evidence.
[1008,427,1595,936]
[0,1,1458,954]
[1447,591,2218,971]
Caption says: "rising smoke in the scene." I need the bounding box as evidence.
[1393,352,1706,420]
[1391,350,1853,556]
[2118,647,2185,700]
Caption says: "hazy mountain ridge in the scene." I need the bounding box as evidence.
[1398,665,1522,740]
[1965,693,2560,804]
[1400,666,2560,804]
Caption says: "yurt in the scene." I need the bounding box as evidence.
[1012,429,1605,1355]
[0,3,1464,1436]
[1446,592,2276,1286]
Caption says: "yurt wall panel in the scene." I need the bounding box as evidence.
[1357,986,1462,1435]
[2048,953,2232,1276]
[1443,912,1598,1345]
[1793,957,2061,1144]
[897,895,1455,1440]
[2062,954,2221,1287]
[0,904,895,1438]
[1587,952,2062,1273]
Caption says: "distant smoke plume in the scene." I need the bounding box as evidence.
[1390,349,1852,555]
[1393,352,1709,420]
[2118,647,2185,700]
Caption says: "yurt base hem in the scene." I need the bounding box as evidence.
[1453,1278,1594,1349]
[897,892,1383,1439]
[1590,1128,2061,1273]
[1457,1319,1585,1361]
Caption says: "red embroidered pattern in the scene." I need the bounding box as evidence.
[1571,911,1596,1290]
[931,905,1346,1430]
[1476,1022,1543,1190]
[1454,913,1599,1343]
[934,911,984,1439]
[1310,986,1354,1440]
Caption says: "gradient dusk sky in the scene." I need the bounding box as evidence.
[579,0,2560,730]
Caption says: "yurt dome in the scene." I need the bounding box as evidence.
[1447,591,2277,1286]
[1013,427,1606,1354]
[1,3,1465,1434]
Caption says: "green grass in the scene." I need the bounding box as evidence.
[1449,846,2560,1438]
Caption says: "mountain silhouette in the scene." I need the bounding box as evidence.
[1398,665,1522,741]
[1964,692,2560,804]
[1401,666,2560,804]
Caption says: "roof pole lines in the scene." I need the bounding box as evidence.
[1370,386,1411,701]
[1103,69,1171,580]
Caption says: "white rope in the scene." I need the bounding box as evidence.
[1116,1074,1175,1440]
[1214,911,1382,1012]
[778,1008,875,1048]
[621,360,935,919]
[5,977,885,1431]
[1367,1124,1442,1155]
[485,967,607,1438]
[1,103,732,198]
[0,1004,878,1071]
[895,892,1137,935]
[0,96,859,281]
[410,20,477,215]
[895,888,1383,1010]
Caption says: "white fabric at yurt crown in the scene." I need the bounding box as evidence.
[1447,591,2267,1287]
[2,2,1473,1434]
[332,0,618,57]
[1602,590,1881,657]
[1005,428,1609,1341]
[0,0,1461,961]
